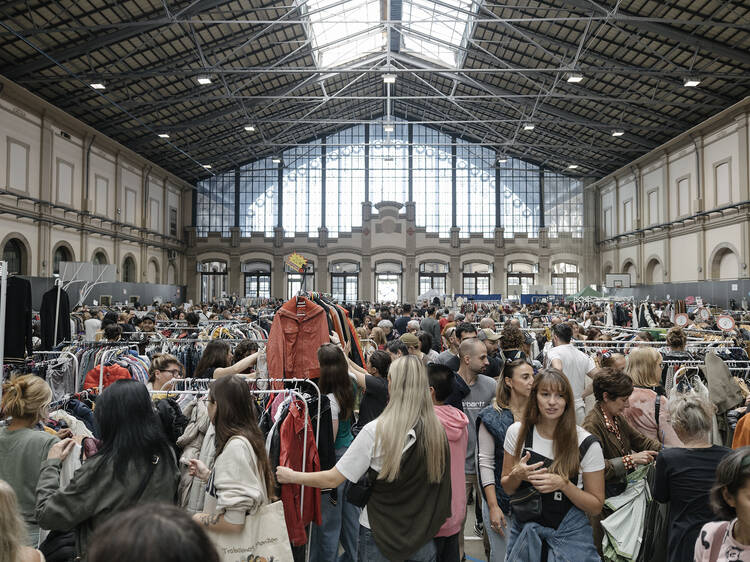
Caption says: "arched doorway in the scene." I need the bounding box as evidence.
[122,256,137,282]
[147,259,160,284]
[53,245,73,274]
[623,262,637,286]
[711,247,739,280]
[645,259,663,284]
[2,238,28,275]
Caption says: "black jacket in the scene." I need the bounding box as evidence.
[4,276,33,358]
[40,286,71,350]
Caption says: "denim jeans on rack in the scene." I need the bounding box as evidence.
[309,446,361,562]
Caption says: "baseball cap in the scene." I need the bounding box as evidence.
[478,328,501,342]
[400,333,420,346]
[455,313,466,321]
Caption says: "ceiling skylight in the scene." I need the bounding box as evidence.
[300,0,385,68]
[400,0,479,67]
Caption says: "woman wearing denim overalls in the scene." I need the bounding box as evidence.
[500,368,605,561]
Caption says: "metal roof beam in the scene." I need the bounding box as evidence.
[390,51,658,151]
[3,0,237,80]
[555,0,750,66]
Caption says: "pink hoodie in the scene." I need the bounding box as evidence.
[434,404,469,537]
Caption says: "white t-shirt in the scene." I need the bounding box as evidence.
[545,344,595,402]
[336,419,416,528]
[503,422,604,488]
[84,318,101,340]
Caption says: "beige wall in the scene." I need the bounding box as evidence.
[188,202,591,302]
[0,78,189,283]
[596,97,750,285]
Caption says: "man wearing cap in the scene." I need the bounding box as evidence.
[400,332,428,366]
[477,328,503,379]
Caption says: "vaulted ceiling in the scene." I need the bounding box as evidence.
[1,0,749,182]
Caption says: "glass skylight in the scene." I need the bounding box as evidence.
[401,0,479,67]
[300,0,385,68]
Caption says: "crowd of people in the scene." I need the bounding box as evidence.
[3,296,750,562]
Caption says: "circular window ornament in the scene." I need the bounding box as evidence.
[717,315,736,331]
[675,313,689,327]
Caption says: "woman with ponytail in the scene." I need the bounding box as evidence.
[0,375,58,546]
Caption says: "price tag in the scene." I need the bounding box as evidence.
[717,315,736,331]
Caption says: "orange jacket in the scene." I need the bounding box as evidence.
[267,297,330,388]
[733,414,750,448]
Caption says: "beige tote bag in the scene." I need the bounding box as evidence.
[207,500,293,562]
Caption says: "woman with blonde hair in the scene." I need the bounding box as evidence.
[501,368,604,560]
[370,326,387,351]
[653,393,730,562]
[623,346,683,446]
[0,375,59,546]
[277,355,451,561]
[0,480,45,562]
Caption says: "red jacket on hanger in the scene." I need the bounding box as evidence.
[82,364,132,390]
[279,399,321,546]
[267,296,330,388]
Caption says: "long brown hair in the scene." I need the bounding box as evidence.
[318,343,354,420]
[495,359,529,410]
[513,368,580,479]
[194,341,230,378]
[210,375,274,497]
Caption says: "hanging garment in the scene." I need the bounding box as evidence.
[3,276,33,358]
[267,297,330,388]
[278,399,321,546]
[40,286,71,350]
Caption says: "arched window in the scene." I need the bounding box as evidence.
[375,262,402,303]
[507,262,536,300]
[418,262,448,297]
[287,261,315,299]
[198,260,228,302]
[53,246,72,274]
[329,262,359,303]
[2,238,26,275]
[92,251,108,265]
[122,256,137,283]
[243,261,271,299]
[462,263,492,295]
[552,263,579,295]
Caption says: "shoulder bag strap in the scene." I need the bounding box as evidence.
[654,395,661,435]
[524,424,534,449]
[579,434,599,459]
[708,520,731,562]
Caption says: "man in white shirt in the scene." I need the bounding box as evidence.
[84,311,102,341]
[546,323,596,424]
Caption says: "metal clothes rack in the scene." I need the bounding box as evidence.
[0,261,7,404]
[147,382,319,520]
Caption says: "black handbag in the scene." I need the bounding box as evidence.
[346,468,378,508]
[509,486,542,522]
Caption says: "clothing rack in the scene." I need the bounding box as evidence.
[147,384,315,521]
[49,388,97,410]
[32,350,79,383]
[0,260,7,404]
